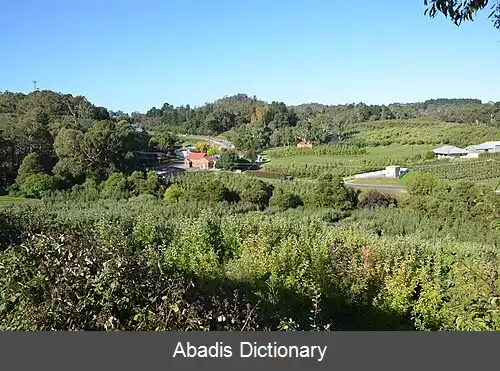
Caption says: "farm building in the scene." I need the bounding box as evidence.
[296,139,313,148]
[385,166,402,178]
[465,141,500,153]
[433,146,470,159]
[184,152,217,170]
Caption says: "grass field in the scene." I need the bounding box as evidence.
[262,144,434,178]
[264,144,433,164]
[0,195,37,208]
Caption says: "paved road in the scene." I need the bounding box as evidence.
[345,182,500,194]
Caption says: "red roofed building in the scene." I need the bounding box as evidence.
[184,152,217,170]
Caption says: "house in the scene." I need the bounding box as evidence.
[296,139,313,148]
[184,152,217,170]
[433,146,469,159]
[465,141,500,153]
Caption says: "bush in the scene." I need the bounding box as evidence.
[164,184,184,203]
[269,188,303,209]
[16,153,43,185]
[359,190,397,209]
[240,180,273,209]
[311,173,358,210]
[425,151,435,160]
[100,172,129,200]
[216,151,240,171]
[19,173,58,198]
[406,172,439,196]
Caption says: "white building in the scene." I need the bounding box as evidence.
[465,141,500,153]
[385,166,401,178]
[433,146,470,159]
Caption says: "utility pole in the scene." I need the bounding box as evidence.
[32,80,38,91]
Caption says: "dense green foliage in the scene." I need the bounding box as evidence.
[0,90,167,191]
[352,118,500,148]
[413,159,500,181]
[2,89,500,331]
[1,169,500,331]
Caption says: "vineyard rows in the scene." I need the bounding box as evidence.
[264,159,398,179]
[264,144,366,158]
[412,160,500,181]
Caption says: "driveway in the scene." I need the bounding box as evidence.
[179,135,233,149]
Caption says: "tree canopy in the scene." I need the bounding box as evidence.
[424,0,500,28]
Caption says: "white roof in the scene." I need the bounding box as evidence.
[433,146,468,155]
[472,141,500,150]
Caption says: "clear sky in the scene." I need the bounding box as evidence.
[1,0,499,113]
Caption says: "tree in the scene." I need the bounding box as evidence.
[240,180,274,209]
[19,173,58,198]
[358,190,397,209]
[311,173,358,210]
[207,147,220,156]
[424,0,500,28]
[100,172,129,200]
[16,153,43,185]
[128,171,146,196]
[150,130,177,152]
[143,171,165,197]
[215,151,240,171]
[269,188,303,209]
[406,172,439,196]
[195,141,211,153]
[53,120,138,179]
[164,184,184,203]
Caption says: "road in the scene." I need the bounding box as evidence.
[344,182,407,192]
[180,135,233,149]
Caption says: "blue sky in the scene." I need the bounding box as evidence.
[1,0,499,113]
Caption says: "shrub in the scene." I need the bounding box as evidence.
[19,173,58,198]
[359,190,397,209]
[216,151,240,171]
[310,173,358,210]
[269,188,303,210]
[164,184,184,203]
[425,151,435,160]
[406,172,439,196]
[240,180,273,209]
[207,147,220,156]
[16,153,43,185]
[100,172,129,200]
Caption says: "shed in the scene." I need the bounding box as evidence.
[385,166,401,178]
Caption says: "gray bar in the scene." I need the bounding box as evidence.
[0,332,497,371]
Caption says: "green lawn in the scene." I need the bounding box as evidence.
[264,144,433,165]
[0,195,37,208]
